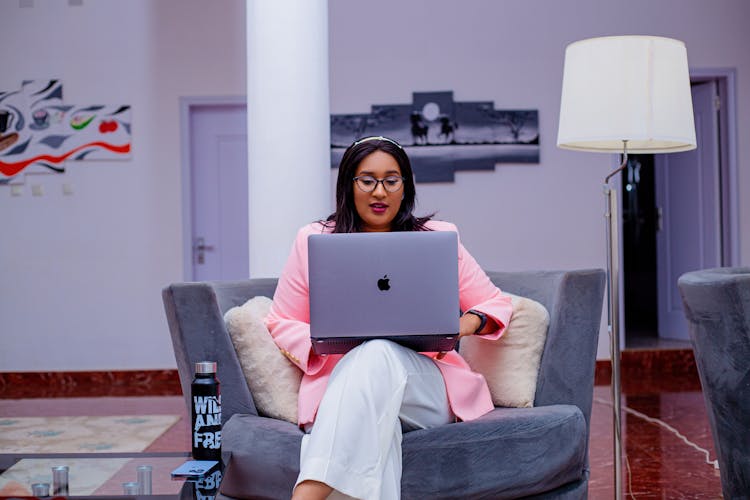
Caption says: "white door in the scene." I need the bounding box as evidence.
[655,81,721,340]
[190,104,249,281]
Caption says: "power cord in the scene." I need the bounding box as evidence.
[595,395,720,498]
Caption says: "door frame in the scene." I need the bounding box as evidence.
[617,67,739,347]
[688,68,740,266]
[179,95,247,280]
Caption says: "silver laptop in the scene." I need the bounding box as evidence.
[308,231,460,355]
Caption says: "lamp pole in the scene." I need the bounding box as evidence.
[604,140,628,500]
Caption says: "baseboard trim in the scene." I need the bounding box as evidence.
[0,348,698,398]
[0,370,182,399]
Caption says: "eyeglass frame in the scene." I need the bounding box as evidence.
[352,175,406,193]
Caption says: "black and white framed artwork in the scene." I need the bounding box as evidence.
[331,91,539,182]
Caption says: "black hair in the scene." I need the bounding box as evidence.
[323,137,433,233]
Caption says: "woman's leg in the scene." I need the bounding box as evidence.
[292,480,333,500]
[294,339,452,500]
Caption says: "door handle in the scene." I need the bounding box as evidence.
[656,207,663,232]
[195,237,215,265]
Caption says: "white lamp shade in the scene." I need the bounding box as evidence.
[557,36,697,153]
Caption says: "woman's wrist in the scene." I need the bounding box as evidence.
[465,309,488,334]
[458,314,476,338]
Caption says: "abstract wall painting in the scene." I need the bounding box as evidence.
[0,80,132,182]
[331,91,538,182]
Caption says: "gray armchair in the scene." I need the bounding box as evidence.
[163,269,605,499]
[678,267,750,499]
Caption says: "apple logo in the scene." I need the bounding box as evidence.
[377,275,391,291]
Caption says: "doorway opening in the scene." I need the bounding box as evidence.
[622,154,659,347]
[622,73,737,349]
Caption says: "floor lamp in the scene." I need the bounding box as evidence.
[556,36,696,499]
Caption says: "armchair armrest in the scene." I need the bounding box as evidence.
[162,282,259,424]
[486,269,605,463]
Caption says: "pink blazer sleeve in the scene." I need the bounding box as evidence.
[429,221,513,340]
[264,224,329,375]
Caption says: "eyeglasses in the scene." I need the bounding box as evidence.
[352,136,403,149]
[353,175,405,193]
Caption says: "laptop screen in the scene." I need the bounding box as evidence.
[308,231,460,353]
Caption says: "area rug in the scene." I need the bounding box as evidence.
[0,415,180,453]
[0,415,180,496]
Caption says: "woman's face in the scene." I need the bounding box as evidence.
[352,150,404,232]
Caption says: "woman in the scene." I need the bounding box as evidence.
[264,136,513,500]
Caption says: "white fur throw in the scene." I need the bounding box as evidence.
[459,293,550,408]
[224,296,301,424]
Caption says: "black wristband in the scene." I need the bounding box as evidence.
[466,309,488,335]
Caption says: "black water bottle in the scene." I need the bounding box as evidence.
[191,361,222,461]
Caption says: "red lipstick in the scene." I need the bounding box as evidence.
[370,203,388,214]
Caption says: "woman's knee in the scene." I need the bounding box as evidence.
[356,338,402,356]
[345,339,411,379]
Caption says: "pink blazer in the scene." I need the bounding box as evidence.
[264,220,513,426]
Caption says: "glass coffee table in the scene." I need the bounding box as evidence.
[0,451,224,498]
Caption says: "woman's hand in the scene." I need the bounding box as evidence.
[436,313,483,360]
[459,312,483,339]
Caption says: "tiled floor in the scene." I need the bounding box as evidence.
[0,358,724,498]
[588,385,722,498]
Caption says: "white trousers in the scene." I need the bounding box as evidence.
[296,339,454,500]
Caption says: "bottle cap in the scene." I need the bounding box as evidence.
[123,482,139,495]
[31,483,50,496]
[195,361,217,374]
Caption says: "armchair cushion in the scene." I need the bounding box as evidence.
[220,404,587,500]
[460,293,550,407]
[400,404,587,498]
[224,296,301,424]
